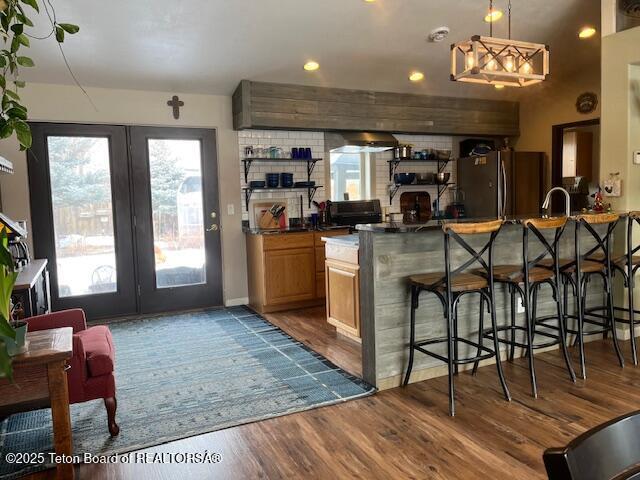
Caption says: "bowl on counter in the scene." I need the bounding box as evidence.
[394,173,416,185]
[388,212,404,223]
[435,172,451,185]
[265,173,280,188]
[249,180,266,189]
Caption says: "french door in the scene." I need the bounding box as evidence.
[28,123,222,319]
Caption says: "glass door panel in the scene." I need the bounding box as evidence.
[147,139,206,288]
[47,136,118,297]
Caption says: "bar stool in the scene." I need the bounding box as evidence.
[584,211,640,365]
[476,217,576,398]
[403,219,511,416]
[538,213,624,379]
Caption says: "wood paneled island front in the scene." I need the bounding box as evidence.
[355,218,612,390]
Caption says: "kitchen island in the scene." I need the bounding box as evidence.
[356,217,611,390]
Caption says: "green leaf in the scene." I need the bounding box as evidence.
[13,80,24,88]
[10,24,23,36]
[5,89,19,100]
[16,13,33,27]
[6,106,26,120]
[20,0,39,13]
[0,75,5,89]
[0,120,12,139]
[14,119,31,149]
[55,25,63,43]
[0,55,6,67]
[16,56,33,67]
[0,319,15,339]
[58,23,79,34]
[16,33,29,47]
[0,342,14,381]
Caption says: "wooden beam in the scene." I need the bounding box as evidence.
[232,80,520,136]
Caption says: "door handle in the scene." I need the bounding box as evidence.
[207,224,218,232]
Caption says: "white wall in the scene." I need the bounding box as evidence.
[0,83,247,306]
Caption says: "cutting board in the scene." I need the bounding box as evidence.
[400,191,432,222]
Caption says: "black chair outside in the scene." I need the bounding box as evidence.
[539,213,625,379]
[543,409,640,480]
[583,211,640,365]
[477,217,576,398]
[403,219,511,416]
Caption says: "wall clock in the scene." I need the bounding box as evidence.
[576,92,598,114]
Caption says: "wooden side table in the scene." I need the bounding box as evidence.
[0,327,74,480]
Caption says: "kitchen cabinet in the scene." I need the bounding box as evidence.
[324,236,360,342]
[246,229,349,313]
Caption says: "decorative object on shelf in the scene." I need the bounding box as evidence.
[394,173,416,185]
[280,172,294,188]
[265,173,280,188]
[592,187,605,213]
[575,92,598,114]
[249,180,266,189]
[0,0,80,151]
[451,0,549,88]
[435,172,451,184]
[393,145,413,160]
[603,172,622,197]
[400,191,432,222]
[241,156,320,183]
[167,95,184,120]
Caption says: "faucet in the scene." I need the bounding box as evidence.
[541,187,571,217]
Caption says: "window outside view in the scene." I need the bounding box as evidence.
[330,152,362,201]
[48,136,117,297]
[148,139,206,289]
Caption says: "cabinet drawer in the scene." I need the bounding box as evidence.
[263,233,314,251]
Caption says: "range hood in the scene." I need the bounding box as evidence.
[325,131,399,153]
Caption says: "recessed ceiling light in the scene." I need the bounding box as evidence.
[484,9,503,22]
[303,61,320,71]
[494,84,505,90]
[409,71,425,82]
[578,26,597,39]
[364,0,376,2]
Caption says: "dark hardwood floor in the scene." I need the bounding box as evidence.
[263,306,363,377]
[30,308,640,479]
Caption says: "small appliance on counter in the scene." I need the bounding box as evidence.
[445,187,466,219]
[329,200,382,226]
[563,176,590,211]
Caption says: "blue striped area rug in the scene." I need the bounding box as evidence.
[0,306,374,479]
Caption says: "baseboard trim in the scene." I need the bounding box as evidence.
[225,297,249,307]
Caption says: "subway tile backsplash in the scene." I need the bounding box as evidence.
[238,130,456,222]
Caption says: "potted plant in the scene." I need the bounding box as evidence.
[0,0,79,378]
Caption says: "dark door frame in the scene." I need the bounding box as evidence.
[28,123,138,319]
[551,118,600,188]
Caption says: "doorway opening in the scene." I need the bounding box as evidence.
[551,118,600,212]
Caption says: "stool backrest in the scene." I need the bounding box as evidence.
[543,410,640,480]
[441,220,503,291]
[522,217,568,276]
[573,213,620,269]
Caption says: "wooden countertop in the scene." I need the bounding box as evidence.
[14,258,48,291]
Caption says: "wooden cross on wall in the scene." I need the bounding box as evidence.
[167,95,184,119]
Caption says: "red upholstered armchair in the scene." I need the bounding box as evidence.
[26,309,120,436]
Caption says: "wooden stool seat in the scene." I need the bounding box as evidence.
[588,252,640,267]
[491,264,555,284]
[538,258,604,274]
[410,272,487,292]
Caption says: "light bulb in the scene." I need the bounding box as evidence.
[465,50,475,70]
[485,52,498,71]
[520,60,532,74]
[503,54,515,73]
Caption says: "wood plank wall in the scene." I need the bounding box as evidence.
[232,80,520,136]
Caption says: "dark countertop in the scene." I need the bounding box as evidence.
[243,225,351,235]
[356,211,627,233]
[322,234,359,247]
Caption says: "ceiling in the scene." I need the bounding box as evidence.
[21,0,601,100]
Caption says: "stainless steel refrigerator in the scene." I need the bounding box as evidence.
[456,151,544,218]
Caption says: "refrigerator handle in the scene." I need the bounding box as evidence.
[501,159,507,217]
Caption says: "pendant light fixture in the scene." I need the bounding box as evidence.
[450,0,549,88]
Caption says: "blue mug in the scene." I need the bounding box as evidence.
[291,148,299,159]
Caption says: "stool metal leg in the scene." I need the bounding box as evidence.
[487,290,511,402]
[575,274,587,379]
[552,280,577,383]
[472,294,485,376]
[453,294,459,376]
[606,268,625,368]
[629,268,638,366]
[523,281,538,398]
[446,296,456,416]
[403,285,418,387]
[509,284,516,362]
